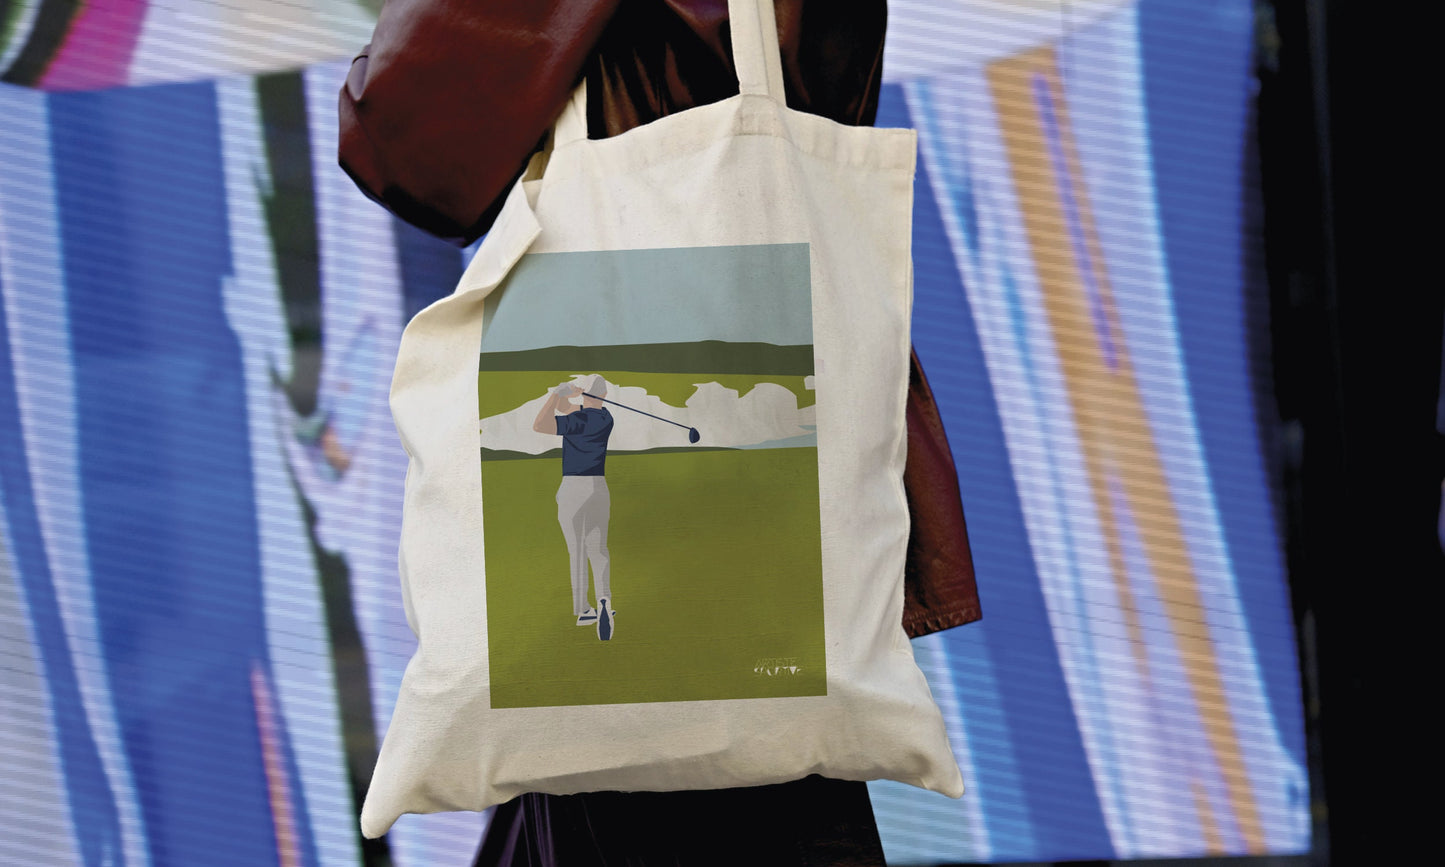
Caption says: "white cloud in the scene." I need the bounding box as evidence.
[479,376,816,454]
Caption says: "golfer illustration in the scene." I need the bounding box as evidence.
[532,375,616,640]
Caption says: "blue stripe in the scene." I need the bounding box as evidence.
[394,215,463,323]
[879,84,1115,861]
[1139,0,1307,774]
[48,81,316,867]
[0,247,127,867]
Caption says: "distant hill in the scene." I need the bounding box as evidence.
[478,341,813,376]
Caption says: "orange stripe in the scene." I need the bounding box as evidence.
[987,47,1264,852]
[253,664,303,867]
[1195,780,1227,854]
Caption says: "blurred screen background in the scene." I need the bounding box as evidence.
[2,1,1370,865]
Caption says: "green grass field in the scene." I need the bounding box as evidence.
[482,447,826,708]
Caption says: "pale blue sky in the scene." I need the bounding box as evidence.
[480,243,813,352]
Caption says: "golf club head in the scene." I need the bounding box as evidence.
[688,428,700,444]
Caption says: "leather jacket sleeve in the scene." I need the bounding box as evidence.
[340,0,622,244]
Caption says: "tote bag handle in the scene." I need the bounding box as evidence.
[553,0,786,148]
[730,0,786,99]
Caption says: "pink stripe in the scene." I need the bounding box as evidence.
[37,0,149,92]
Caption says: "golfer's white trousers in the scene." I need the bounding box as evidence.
[556,476,611,615]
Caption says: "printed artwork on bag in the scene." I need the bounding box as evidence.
[477,244,825,708]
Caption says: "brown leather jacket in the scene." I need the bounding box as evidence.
[340,0,979,637]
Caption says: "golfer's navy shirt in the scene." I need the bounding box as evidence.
[557,408,613,475]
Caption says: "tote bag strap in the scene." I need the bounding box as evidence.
[729,0,786,100]
[553,80,590,149]
[553,0,785,149]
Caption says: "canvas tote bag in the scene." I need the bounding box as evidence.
[362,0,964,837]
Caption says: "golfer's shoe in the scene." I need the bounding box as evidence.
[597,598,615,642]
[576,608,598,626]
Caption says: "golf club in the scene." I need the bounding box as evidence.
[592,395,701,443]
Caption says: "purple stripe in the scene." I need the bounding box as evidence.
[1031,72,1119,371]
